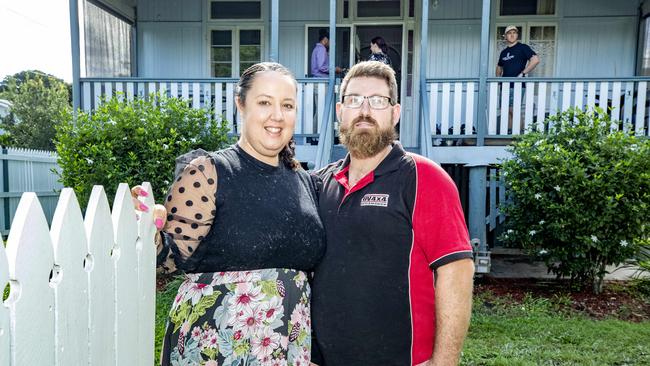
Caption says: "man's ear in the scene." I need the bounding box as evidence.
[335,102,343,123]
[391,103,401,127]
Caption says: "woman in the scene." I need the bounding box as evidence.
[368,36,392,68]
[136,62,326,366]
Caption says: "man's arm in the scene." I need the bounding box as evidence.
[430,258,474,366]
[521,54,540,76]
[495,65,503,77]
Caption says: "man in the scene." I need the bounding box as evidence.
[311,61,475,366]
[496,25,540,132]
[496,25,539,78]
[310,32,342,77]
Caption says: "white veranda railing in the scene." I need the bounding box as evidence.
[0,183,157,366]
[80,78,330,140]
[426,77,650,137]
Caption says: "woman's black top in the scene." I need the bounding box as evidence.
[156,144,326,273]
[369,52,392,67]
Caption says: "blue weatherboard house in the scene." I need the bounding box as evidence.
[68,0,650,270]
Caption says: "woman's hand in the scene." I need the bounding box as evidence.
[131,185,168,230]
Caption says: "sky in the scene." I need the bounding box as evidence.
[0,0,72,82]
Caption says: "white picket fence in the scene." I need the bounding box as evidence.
[0,183,157,366]
[427,78,650,136]
[80,78,329,139]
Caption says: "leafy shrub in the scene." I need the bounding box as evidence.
[499,108,650,293]
[55,94,231,207]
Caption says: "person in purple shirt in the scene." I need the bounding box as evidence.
[310,33,342,77]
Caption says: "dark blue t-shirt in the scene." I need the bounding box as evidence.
[498,42,536,77]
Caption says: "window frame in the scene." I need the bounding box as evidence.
[208,26,265,78]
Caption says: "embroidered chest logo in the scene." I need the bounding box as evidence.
[360,194,389,207]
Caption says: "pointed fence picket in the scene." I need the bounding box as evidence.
[50,188,89,366]
[0,183,157,366]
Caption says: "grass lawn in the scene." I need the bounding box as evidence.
[155,276,184,365]
[154,278,650,365]
[463,290,650,365]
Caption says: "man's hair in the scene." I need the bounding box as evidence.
[340,61,398,104]
[318,32,329,42]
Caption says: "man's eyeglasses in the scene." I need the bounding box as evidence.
[342,95,393,110]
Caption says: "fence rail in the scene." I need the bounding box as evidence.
[426,77,650,138]
[80,78,330,141]
[0,183,157,366]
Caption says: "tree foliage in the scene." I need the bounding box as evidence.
[55,94,231,208]
[500,108,650,293]
[0,71,71,150]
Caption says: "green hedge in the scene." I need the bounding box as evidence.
[500,108,650,293]
[55,95,231,207]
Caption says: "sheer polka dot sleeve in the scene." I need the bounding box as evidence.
[156,155,217,274]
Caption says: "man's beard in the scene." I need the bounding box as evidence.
[339,116,396,159]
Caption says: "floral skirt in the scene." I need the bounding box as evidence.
[161,269,312,366]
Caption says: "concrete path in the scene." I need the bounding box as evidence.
[486,249,645,280]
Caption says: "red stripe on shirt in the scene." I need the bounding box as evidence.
[408,153,471,364]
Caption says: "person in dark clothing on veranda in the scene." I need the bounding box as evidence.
[368,36,392,69]
[496,25,540,133]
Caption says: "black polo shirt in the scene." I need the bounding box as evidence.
[311,142,473,365]
[498,42,536,77]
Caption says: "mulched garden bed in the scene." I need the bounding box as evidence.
[475,277,650,322]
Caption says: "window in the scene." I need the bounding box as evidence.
[500,0,555,16]
[211,29,262,77]
[210,1,261,20]
[528,25,555,76]
[84,1,133,77]
[239,30,261,73]
[357,0,401,17]
[211,31,232,77]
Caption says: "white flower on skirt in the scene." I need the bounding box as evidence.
[294,346,311,366]
[230,282,264,313]
[268,358,288,366]
[251,326,281,360]
[259,296,284,324]
[290,302,310,327]
[190,326,202,341]
[184,282,214,306]
[236,305,264,338]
